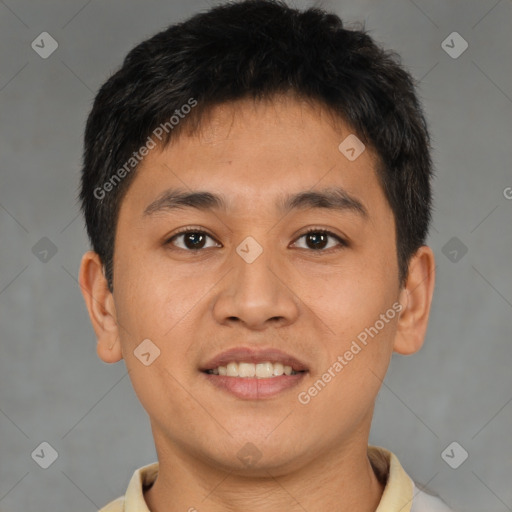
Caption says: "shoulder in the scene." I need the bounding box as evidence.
[98,496,125,512]
[97,461,158,511]
[368,445,454,512]
[411,483,455,512]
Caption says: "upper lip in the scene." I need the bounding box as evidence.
[201,347,309,372]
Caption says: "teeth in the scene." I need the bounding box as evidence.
[226,362,238,377]
[238,362,255,377]
[207,361,301,378]
[256,362,273,378]
[273,362,284,376]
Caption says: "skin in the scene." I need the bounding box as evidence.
[79,93,435,512]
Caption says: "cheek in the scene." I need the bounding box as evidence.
[310,264,399,381]
[113,252,216,400]
[317,272,397,332]
[303,313,397,421]
[124,359,193,430]
[115,246,204,334]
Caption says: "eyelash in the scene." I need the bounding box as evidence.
[165,227,348,253]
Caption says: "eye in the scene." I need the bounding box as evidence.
[292,228,347,251]
[165,227,347,252]
[166,228,221,251]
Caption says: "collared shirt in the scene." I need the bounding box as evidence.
[99,446,453,512]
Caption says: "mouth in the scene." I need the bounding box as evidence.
[200,347,309,400]
[204,361,303,377]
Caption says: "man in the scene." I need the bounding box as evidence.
[78,1,452,510]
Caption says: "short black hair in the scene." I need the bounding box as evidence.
[79,0,433,292]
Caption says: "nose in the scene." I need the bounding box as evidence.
[212,243,300,331]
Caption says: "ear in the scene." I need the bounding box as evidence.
[393,245,436,355]
[78,251,123,363]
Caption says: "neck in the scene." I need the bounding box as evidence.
[144,430,384,512]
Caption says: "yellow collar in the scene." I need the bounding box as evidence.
[369,445,414,512]
[101,446,415,512]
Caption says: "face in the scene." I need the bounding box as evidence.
[102,95,406,473]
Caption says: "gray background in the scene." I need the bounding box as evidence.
[0,0,511,511]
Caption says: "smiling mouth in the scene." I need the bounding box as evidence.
[203,361,305,378]
[201,363,307,400]
[200,347,309,399]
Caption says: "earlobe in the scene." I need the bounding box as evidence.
[393,246,436,355]
[78,251,123,363]
[96,332,122,363]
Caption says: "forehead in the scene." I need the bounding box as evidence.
[121,95,387,220]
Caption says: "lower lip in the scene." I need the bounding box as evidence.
[201,372,307,399]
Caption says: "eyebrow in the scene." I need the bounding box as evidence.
[143,186,368,219]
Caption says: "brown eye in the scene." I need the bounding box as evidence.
[167,229,220,251]
[293,229,346,251]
